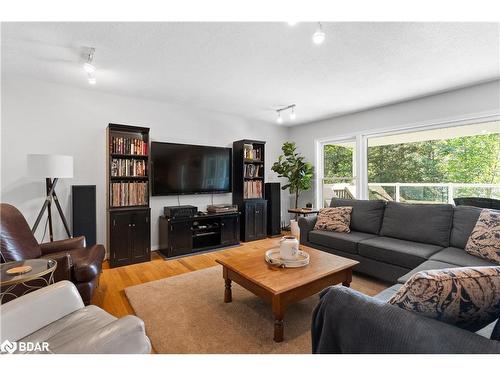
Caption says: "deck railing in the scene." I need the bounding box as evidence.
[322,178,500,206]
[367,182,500,204]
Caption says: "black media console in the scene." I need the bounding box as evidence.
[159,211,240,258]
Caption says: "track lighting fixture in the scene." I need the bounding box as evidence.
[83,47,96,85]
[312,22,325,45]
[275,104,296,124]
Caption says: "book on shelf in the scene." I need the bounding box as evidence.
[110,181,148,207]
[111,158,147,177]
[243,143,262,161]
[243,180,263,199]
[110,136,147,156]
[244,164,262,178]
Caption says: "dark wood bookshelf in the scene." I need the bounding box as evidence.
[107,123,151,268]
[233,140,267,242]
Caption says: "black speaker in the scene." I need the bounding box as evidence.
[265,182,281,237]
[72,185,96,246]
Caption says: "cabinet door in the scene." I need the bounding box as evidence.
[131,210,151,263]
[254,200,267,239]
[221,215,240,245]
[110,211,132,267]
[244,202,256,241]
[169,221,192,257]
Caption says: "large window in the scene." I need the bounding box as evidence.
[321,140,357,207]
[367,121,499,203]
[318,120,499,206]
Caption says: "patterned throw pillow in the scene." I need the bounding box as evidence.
[314,207,352,233]
[465,209,500,265]
[389,267,500,331]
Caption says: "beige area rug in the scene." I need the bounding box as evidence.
[124,265,316,353]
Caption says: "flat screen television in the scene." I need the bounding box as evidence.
[151,141,232,196]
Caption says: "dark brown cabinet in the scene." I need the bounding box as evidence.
[221,215,240,245]
[168,221,192,257]
[109,210,131,267]
[109,209,151,267]
[243,200,267,241]
[159,212,240,258]
[130,209,151,263]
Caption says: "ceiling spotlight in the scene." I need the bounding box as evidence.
[276,111,283,124]
[84,47,96,84]
[290,106,296,120]
[83,62,95,74]
[287,22,298,26]
[312,22,325,45]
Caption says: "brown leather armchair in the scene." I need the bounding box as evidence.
[0,203,105,305]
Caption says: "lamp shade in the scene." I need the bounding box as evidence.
[27,154,74,178]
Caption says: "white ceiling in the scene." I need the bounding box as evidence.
[2,22,499,125]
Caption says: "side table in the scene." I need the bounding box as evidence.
[0,259,57,304]
[287,208,320,217]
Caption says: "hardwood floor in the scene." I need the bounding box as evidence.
[92,237,390,318]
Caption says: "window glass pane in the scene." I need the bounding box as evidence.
[322,141,356,207]
[367,121,500,204]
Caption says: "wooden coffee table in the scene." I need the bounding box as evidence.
[215,245,358,342]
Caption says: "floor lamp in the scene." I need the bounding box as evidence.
[28,154,74,242]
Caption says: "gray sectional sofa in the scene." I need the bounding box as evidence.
[299,199,497,283]
[299,199,500,353]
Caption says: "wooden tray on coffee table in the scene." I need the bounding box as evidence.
[265,247,310,268]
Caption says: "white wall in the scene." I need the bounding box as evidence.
[289,80,500,206]
[1,76,289,251]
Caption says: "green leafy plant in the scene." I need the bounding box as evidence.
[272,141,314,209]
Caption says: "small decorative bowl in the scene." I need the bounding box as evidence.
[6,265,33,275]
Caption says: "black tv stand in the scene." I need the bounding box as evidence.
[159,211,240,258]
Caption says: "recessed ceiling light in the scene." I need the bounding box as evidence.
[287,22,298,26]
[312,22,325,45]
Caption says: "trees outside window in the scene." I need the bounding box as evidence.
[366,131,499,202]
[367,133,499,185]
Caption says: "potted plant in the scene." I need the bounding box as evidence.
[272,142,314,237]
